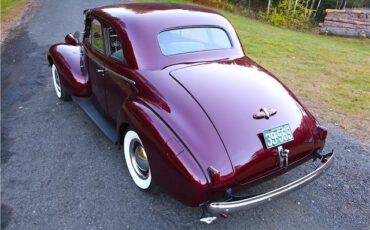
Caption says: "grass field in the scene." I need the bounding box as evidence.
[141,0,370,142]
[1,0,25,19]
[1,0,30,43]
[1,0,24,11]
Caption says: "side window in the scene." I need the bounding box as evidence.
[108,28,124,62]
[91,19,104,52]
[84,18,91,41]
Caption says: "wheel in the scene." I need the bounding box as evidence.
[123,130,152,190]
[52,64,71,101]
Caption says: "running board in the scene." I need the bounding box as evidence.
[72,96,117,143]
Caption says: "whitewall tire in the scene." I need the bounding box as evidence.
[51,64,70,101]
[123,130,152,190]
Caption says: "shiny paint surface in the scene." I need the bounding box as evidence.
[47,3,326,207]
[92,3,245,70]
[170,58,315,185]
[65,34,79,46]
[48,44,90,97]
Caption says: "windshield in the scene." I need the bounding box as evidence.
[158,27,232,56]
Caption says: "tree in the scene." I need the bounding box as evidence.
[267,0,273,13]
[314,0,322,17]
[292,0,299,15]
[310,0,316,11]
[305,0,310,16]
[343,0,347,8]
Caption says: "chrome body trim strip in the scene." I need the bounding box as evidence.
[105,67,136,85]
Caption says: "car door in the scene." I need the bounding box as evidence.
[103,25,133,123]
[85,18,107,113]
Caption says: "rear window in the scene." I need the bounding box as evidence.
[158,27,232,56]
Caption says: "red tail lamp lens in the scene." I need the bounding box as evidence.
[317,125,328,141]
[208,166,221,185]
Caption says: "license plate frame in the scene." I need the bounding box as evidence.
[262,124,294,149]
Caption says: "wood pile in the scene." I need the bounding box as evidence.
[320,8,370,38]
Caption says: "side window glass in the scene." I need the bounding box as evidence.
[91,19,104,52]
[108,28,124,61]
[84,19,91,41]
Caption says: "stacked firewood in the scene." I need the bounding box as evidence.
[320,8,370,38]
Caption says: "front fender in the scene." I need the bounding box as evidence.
[48,44,90,97]
[120,100,209,207]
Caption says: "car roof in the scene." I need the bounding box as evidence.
[88,3,244,70]
[91,3,222,28]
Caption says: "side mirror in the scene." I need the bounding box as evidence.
[73,31,80,40]
[65,33,79,46]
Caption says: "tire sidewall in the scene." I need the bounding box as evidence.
[123,130,152,190]
[52,64,62,99]
[51,64,71,101]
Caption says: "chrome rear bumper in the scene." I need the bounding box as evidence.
[200,152,334,224]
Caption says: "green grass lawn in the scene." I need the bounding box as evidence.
[1,0,28,22]
[140,0,370,140]
[1,0,25,14]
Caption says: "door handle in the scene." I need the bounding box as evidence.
[97,68,105,73]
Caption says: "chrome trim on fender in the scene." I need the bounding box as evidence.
[207,153,334,216]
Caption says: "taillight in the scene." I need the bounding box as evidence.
[208,166,221,185]
[316,125,328,141]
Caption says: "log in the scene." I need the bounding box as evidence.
[324,19,370,26]
[320,8,370,38]
[325,13,369,21]
[323,23,367,30]
[320,27,369,37]
[326,9,370,14]
[326,14,368,20]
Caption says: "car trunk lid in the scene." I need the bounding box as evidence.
[170,60,315,185]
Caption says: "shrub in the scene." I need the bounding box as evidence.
[258,0,313,30]
[190,0,314,30]
[189,0,235,11]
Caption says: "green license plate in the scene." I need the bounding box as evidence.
[263,124,294,149]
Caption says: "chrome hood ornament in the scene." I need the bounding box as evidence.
[253,108,277,119]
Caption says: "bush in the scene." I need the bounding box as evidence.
[189,0,235,12]
[190,0,314,30]
[258,0,313,30]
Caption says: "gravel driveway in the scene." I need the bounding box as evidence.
[1,0,369,229]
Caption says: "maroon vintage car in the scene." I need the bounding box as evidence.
[48,3,334,223]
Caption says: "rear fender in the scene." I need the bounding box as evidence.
[118,100,209,207]
[47,44,91,97]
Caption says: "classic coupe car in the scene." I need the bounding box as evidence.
[48,3,334,223]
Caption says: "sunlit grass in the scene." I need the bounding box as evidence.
[1,0,28,22]
[228,14,370,115]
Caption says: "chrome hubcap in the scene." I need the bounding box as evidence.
[130,139,149,179]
